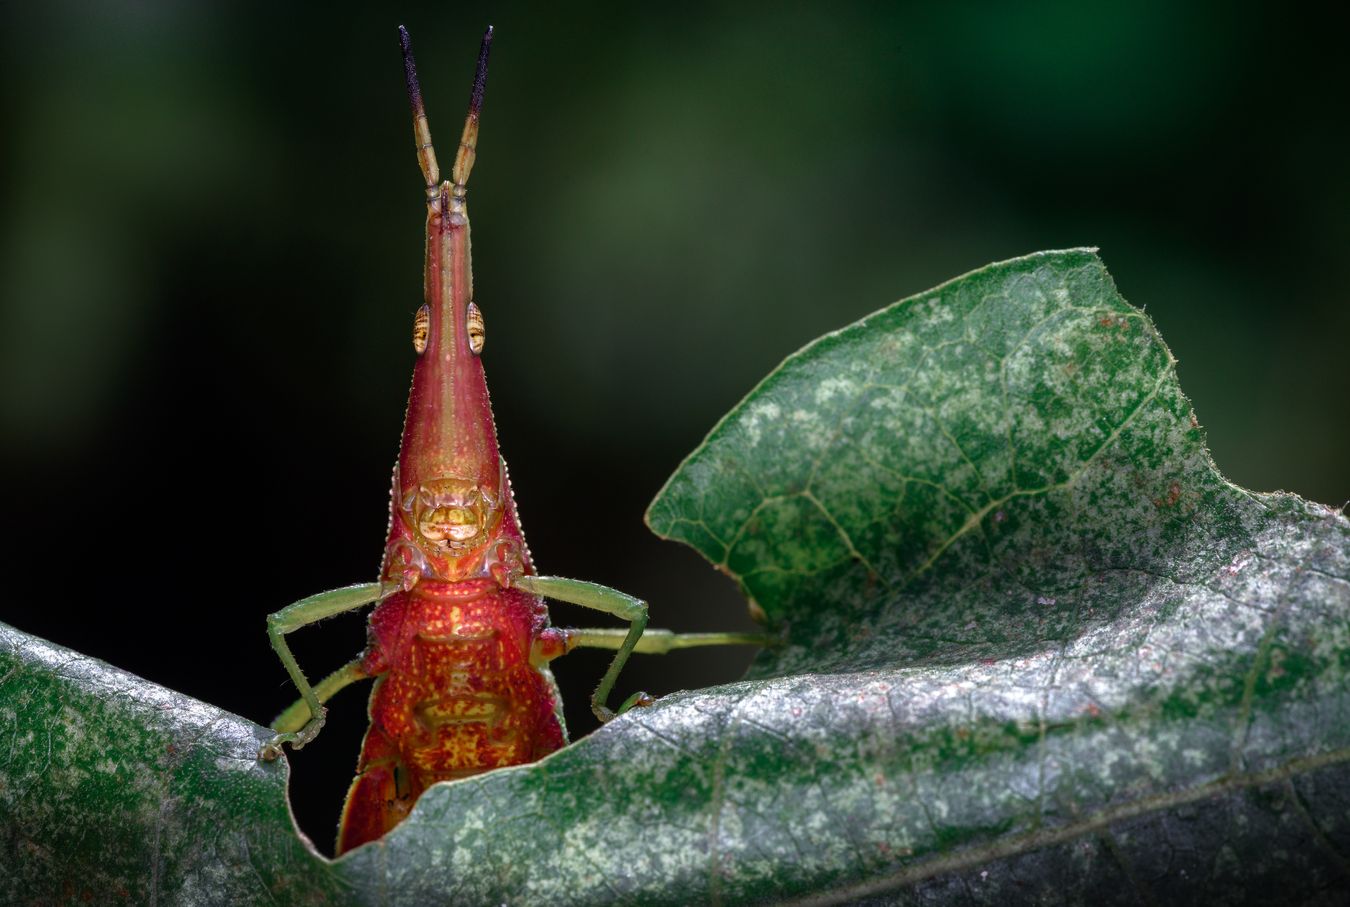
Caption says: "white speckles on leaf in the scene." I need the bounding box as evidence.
[814,376,856,405]
[4,251,1348,905]
[740,400,781,448]
[643,249,1350,902]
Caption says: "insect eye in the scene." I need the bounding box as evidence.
[413,304,430,354]
[466,302,485,355]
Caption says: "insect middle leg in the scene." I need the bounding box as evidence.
[270,658,371,735]
[515,575,779,721]
[260,581,395,760]
[554,628,777,654]
[513,575,651,721]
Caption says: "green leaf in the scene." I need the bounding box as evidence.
[4,250,1348,904]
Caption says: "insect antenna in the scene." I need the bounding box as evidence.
[451,26,493,190]
[398,25,440,203]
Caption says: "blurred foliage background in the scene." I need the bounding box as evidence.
[3,2,1346,848]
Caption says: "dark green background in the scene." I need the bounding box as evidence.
[2,2,1346,849]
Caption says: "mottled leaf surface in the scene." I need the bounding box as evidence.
[645,249,1350,903]
[3,250,1348,905]
[0,625,343,904]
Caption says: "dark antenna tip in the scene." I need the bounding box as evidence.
[469,26,493,120]
[398,24,424,114]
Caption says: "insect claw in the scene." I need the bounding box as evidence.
[290,708,328,751]
[258,707,328,761]
[605,690,655,721]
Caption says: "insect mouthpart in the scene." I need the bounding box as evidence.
[419,505,482,543]
[411,478,501,550]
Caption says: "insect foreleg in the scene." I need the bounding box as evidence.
[260,582,396,761]
[512,575,650,722]
[270,658,372,735]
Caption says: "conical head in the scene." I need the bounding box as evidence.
[385,26,516,581]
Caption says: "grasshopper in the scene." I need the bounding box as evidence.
[258,25,766,854]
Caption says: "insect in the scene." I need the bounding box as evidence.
[258,25,767,855]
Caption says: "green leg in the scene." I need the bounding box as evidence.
[513,574,651,723]
[270,658,372,735]
[259,582,393,761]
[559,628,778,654]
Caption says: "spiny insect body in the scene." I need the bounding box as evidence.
[259,25,766,854]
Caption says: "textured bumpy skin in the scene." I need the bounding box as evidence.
[338,582,565,853]
[335,27,567,853]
